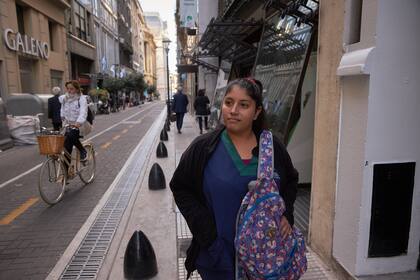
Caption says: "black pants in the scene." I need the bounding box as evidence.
[176,113,185,131]
[53,122,62,131]
[197,116,208,132]
[64,128,86,170]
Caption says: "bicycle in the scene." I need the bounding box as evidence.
[37,127,96,205]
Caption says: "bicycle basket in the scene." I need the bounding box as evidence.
[37,135,65,155]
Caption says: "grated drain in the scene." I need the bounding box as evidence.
[59,109,165,279]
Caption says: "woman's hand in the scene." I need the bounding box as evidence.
[280,216,292,238]
[74,122,81,128]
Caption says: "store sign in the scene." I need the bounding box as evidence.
[179,0,197,28]
[3,28,49,59]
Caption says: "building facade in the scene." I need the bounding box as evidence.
[145,12,168,99]
[131,0,145,74]
[92,0,119,80]
[66,0,97,91]
[143,27,157,88]
[117,0,133,76]
[311,0,420,277]
[0,0,70,98]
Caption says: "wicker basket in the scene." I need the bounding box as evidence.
[37,135,65,155]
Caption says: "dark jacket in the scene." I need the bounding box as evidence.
[169,126,298,278]
[172,91,189,113]
[194,95,210,116]
[48,95,62,124]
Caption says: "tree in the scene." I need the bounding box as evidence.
[88,88,110,102]
[103,77,123,95]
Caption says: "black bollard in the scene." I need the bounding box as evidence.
[148,163,166,190]
[124,230,158,279]
[160,128,168,141]
[156,142,168,158]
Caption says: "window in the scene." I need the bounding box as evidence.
[19,57,36,93]
[74,1,87,41]
[48,21,60,51]
[16,4,25,34]
[346,0,363,45]
[50,70,63,90]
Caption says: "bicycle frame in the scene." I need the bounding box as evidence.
[46,144,90,180]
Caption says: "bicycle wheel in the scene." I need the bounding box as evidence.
[79,144,96,184]
[39,157,67,205]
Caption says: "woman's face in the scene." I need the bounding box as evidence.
[222,85,261,134]
[66,84,77,95]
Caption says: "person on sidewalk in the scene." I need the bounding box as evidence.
[48,86,63,131]
[194,89,210,134]
[60,80,90,168]
[172,86,189,133]
[170,78,298,279]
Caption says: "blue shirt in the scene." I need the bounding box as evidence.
[196,130,257,272]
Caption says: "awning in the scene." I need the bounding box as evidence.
[198,18,263,64]
[177,64,198,73]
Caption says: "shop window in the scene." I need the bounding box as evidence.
[19,57,36,93]
[253,12,316,143]
[16,4,25,33]
[368,162,416,257]
[50,70,63,90]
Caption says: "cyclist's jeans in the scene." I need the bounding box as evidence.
[64,128,86,171]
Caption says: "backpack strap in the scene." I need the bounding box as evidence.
[257,130,274,179]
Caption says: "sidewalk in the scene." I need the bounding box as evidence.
[46,111,419,280]
[106,113,336,280]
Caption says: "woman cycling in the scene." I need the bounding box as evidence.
[59,80,89,167]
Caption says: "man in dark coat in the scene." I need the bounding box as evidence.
[48,86,62,131]
[172,86,189,133]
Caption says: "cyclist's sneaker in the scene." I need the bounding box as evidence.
[80,150,88,162]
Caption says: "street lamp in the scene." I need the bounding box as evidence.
[162,38,171,120]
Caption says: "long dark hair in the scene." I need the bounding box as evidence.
[224,78,268,135]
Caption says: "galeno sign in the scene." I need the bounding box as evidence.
[3,28,49,59]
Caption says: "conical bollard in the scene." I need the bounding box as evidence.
[156,142,168,158]
[148,163,166,190]
[124,230,158,279]
[160,128,168,141]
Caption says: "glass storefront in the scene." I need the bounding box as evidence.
[253,8,317,143]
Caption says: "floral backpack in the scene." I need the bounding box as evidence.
[235,130,307,280]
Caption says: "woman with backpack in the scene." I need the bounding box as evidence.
[170,78,299,279]
[60,80,90,168]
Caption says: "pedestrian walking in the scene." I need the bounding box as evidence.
[170,78,298,279]
[172,86,189,133]
[48,86,62,131]
[194,89,210,134]
[60,80,91,170]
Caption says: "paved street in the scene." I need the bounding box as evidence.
[0,101,165,280]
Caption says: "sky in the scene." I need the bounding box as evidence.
[139,0,177,73]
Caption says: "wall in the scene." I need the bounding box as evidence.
[358,0,420,274]
[309,0,344,268]
[332,0,420,276]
